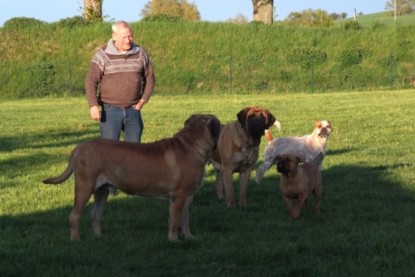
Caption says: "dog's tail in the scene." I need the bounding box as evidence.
[264,120,282,143]
[42,156,74,185]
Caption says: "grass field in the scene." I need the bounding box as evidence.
[1,90,414,276]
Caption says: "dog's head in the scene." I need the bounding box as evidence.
[184,114,221,149]
[275,155,303,175]
[313,120,332,138]
[237,106,276,145]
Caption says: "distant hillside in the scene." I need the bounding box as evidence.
[338,11,415,26]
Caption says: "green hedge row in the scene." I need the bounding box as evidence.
[1,18,414,98]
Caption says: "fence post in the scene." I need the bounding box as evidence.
[228,55,233,94]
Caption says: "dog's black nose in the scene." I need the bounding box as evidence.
[276,160,287,174]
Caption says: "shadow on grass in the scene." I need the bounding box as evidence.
[0,128,98,152]
[1,161,415,275]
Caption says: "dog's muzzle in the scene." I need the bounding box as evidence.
[319,127,330,138]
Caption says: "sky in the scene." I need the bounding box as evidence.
[0,0,387,27]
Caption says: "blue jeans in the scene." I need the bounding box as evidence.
[100,104,143,142]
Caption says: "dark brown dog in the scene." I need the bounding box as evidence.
[276,153,322,219]
[210,106,276,208]
[43,114,221,241]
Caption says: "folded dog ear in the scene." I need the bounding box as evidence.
[207,116,221,145]
[237,107,250,125]
[265,111,276,128]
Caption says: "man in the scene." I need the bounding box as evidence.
[85,21,155,142]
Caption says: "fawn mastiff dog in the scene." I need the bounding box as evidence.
[256,120,331,184]
[276,153,323,219]
[210,106,276,208]
[43,114,221,241]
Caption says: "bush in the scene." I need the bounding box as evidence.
[340,47,366,67]
[53,16,89,29]
[288,47,328,68]
[141,14,182,22]
[344,20,362,30]
[3,17,46,30]
[19,62,56,98]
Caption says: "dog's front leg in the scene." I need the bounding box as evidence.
[238,170,251,207]
[221,165,235,208]
[291,193,308,219]
[313,188,321,214]
[282,194,294,216]
[213,169,224,199]
[179,196,194,239]
[168,193,187,241]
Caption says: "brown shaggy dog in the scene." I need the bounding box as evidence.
[276,153,323,219]
[210,106,276,208]
[43,114,221,241]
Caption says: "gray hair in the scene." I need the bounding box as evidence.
[112,21,132,33]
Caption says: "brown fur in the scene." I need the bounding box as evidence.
[43,114,221,241]
[210,106,276,208]
[276,154,322,219]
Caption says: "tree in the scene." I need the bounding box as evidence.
[141,0,200,21]
[284,9,333,27]
[84,0,103,22]
[385,0,415,15]
[226,13,249,24]
[252,0,274,24]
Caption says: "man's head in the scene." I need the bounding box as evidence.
[112,21,133,52]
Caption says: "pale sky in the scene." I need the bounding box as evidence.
[0,0,387,26]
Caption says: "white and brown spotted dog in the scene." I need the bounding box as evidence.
[256,120,331,184]
[210,106,276,208]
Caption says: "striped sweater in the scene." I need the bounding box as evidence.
[85,39,155,108]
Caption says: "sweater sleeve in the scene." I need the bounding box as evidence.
[85,56,103,108]
[141,60,155,102]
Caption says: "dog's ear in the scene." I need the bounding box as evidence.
[237,107,251,125]
[207,116,221,145]
[264,111,276,128]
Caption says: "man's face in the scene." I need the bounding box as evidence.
[113,26,133,52]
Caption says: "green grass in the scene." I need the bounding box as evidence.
[1,90,415,276]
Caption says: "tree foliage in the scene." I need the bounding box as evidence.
[385,0,415,15]
[141,0,200,21]
[284,9,333,27]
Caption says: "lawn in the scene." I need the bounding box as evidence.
[1,90,414,276]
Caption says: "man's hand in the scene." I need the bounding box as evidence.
[90,105,101,121]
[134,99,146,110]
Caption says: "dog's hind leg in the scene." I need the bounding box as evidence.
[69,191,92,240]
[90,186,110,237]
